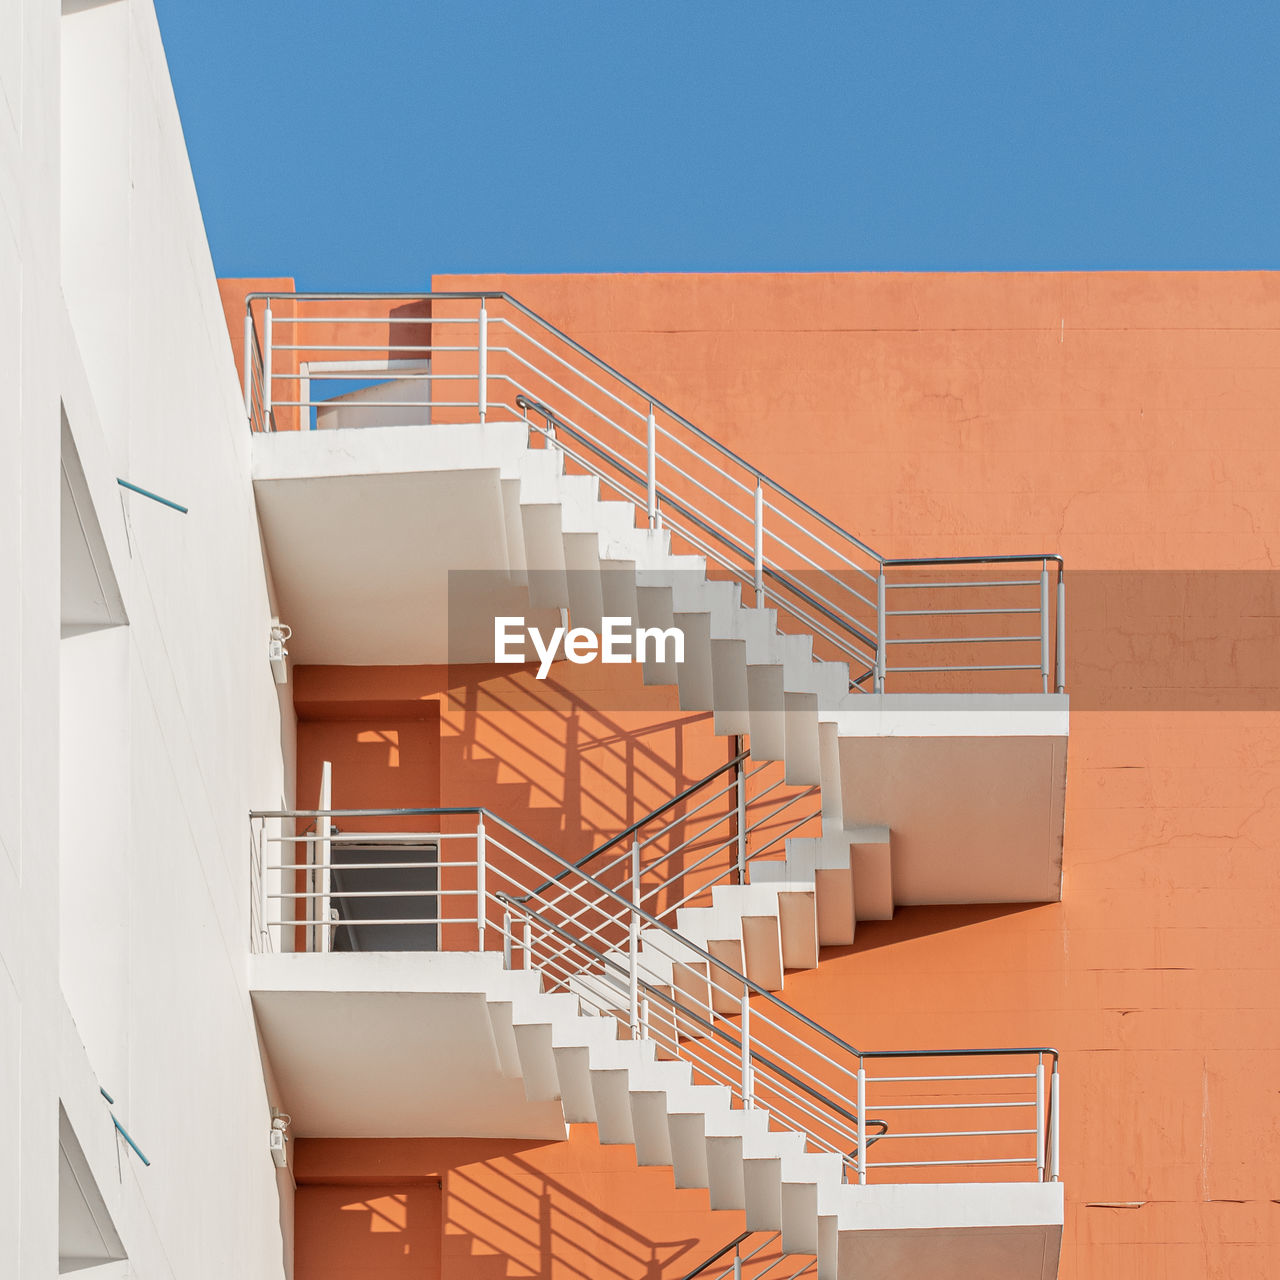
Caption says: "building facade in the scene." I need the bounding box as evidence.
[3,3,1277,1279]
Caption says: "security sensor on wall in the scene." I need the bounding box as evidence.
[269,621,292,685]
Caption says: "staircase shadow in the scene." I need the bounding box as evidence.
[821,901,1053,961]
[441,663,724,881]
[443,1137,717,1279]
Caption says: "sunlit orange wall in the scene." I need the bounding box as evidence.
[428,270,1280,1279]
[218,271,1280,1277]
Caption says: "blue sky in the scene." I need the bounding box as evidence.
[155,1,1280,287]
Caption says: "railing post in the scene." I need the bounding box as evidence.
[1055,571,1066,694]
[628,839,641,1037]
[1040,561,1051,693]
[262,301,274,431]
[733,1245,742,1280]
[740,992,753,1107]
[646,404,657,529]
[315,762,332,953]
[856,1064,868,1184]
[735,751,748,883]
[753,481,765,606]
[242,311,254,422]
[1049,1062,1060,1181]
[476,814,487,951]
[477,300,488,423]
[639,995,650,1041]
[502,907,512,969]
[1035,1054,1046,1182]
[257,817,270,955]
[874,569,887,693]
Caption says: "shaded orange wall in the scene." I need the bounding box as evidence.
[418,271,1277,1278]
[294,1131,757,1280]
[293,660,727,858]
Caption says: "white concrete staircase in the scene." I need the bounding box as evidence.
[484,956,1062,1280]
[253,417,1067,1009]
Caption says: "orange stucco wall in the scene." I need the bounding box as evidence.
[428,270,1280,1277]
[219,271,1280,1276]
[293,1132,763,1280]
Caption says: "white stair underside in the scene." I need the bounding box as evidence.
[252,952,1062,1280]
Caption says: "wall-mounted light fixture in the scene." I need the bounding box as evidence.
[269,621,292,685]
[269,1108,292,1169]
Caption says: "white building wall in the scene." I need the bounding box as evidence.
[3,0,295,1276]
[0,0,63,1269]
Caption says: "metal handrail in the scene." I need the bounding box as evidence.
[516,748,751,902]
[241,290,1067,692]
[252,802,1061,1184]
[249,802,1060,1070]
[241,290,880,561]
[514,394,883,659]
[681,1231,755,1280]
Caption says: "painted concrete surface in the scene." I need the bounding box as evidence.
[5,2,295,1277]
[431,269,1280,1279]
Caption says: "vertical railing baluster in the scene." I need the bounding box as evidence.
[754,480,765,606]
[262,301,274,432]
[503,907,512,969]
[1056,569,1066,694]
[875,569,887,693]
[1035,1054,1046,1182]
[646,404,657,529]
[476,814,487,951]
[478,300,488,422]
[522,918,531,971]
[740,991,753,1107]
[856,1064,868,1184]
[258,817,270,954]
[1049,1062,1061,1181]
[1040,561,1051,693]
[629,839,641,1037]
[735,751,748,883]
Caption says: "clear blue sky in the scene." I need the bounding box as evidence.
[155,0,1280,288]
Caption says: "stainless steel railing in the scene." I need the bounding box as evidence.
[240,291,1065,693]
[249,803,1061,1187]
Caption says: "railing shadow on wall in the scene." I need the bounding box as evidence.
[445,1153,710,1280]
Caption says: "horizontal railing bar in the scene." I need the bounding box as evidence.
[883,553,1063,568]
[267,832,454,843]
[270,343,449,353]
[868,1099,1035,1110]
[870,1128,1037,1140]
[871,1157,1036,1168]
[884,578,1040,590]
[870,1071,1037,1081]
[252,807,482,818]
[267,918,456,927]
[886,663,1043,672]
[885,635,1042,645]
[888,607,1040,616]
[270,890,457,899]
